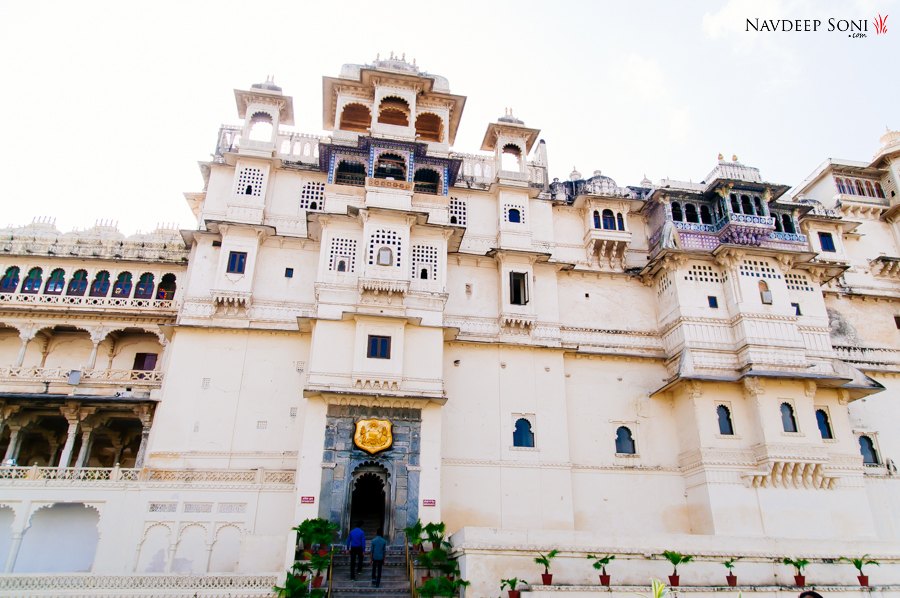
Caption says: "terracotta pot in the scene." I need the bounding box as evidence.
[726,574,737,587]
[541,573,553,585]
[668,575,679,587]
[299,575,307,582]
[312,575,323,588]
[508,591,521,598]
[317,548,329,556]
[599,574,611,586]
[858,575,869,587]
[794,574,805,587]
[421,575,432,584]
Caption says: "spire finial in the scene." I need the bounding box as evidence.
[717,152,724,160]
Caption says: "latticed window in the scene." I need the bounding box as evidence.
[449,197,467,226]
[236,167,264,197]
[411,245,439,280]
[334,160,366,186]
[134,273,155,299]
[413,168,440,194]
[368,230,401,267]
[44,268,65,294]
[300,181,325,210]
[21,267,42,293]
[329,238,357,272]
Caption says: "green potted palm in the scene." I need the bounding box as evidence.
[842,555,879,587]
[292,518,338,555]
[309,551,330,588]
[661,550,693,587]
[424,521,447,550]
[404,519,426,552]
[418,574,469,597]
[587,554,615,586]
[500,577,526,598]
[291,560,313,583]
[782,557,809,587]
[273,570,327,598]
[722,557,739,587]
[534,549,559,585]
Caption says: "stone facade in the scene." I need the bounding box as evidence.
[0,57,899,596]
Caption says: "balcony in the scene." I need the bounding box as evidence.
[365,177,414,193]
[0,292,176,315]
[869,256,900,279]
[584,227,632,268]
[716,212,775,245]
[0,366,163,389]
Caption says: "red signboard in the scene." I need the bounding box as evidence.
[301,496,315,504]
[422,499,436,507]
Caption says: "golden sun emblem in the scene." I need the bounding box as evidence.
[353,419,393,454]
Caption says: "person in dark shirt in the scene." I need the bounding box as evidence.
[370,528,387,587]
[346,522,366,580]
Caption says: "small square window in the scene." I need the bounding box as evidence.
[367,335,391,359]
[791,302,802,316]
[212,240,222,247]
[895,316,900,329]
[818,232,836,252]
[227,251,247,274]
[285,267,294,278]
[707,296,718,308]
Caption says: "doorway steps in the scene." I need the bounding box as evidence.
[329,546,410,598]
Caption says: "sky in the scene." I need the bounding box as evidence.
[0,0,897,234]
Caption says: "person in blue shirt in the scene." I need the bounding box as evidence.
[370,528,387,587]
[346,522,365,580]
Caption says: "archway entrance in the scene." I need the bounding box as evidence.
[347,464,389,540]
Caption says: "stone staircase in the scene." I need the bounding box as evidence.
[329,546,410,598]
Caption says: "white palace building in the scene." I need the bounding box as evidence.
[0,56,899,597]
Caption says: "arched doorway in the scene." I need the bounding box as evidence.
[347,463,390,540]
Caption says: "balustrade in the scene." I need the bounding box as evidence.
[0,292,175,312]
[0,366,163,387]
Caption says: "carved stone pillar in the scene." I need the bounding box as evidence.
[73,426,94,469]
[2,426,22,463]
[14,332,35,367]
[57,404,96,469]
[134,426,151,468]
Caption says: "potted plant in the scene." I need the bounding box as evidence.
[404,519,426,552]
[650,579,669,598]
[500,577,526,598]
[291,560,313,582]
[309,551,331,588]
[661,550,693,587]
[587,554,615,586]
[782,557,809,587]
[292,518,338,555]
[273,571,327,598]
[534,549,559,585]
[424,521,447,550]
[842,555,879,587]
[419,575,469,597]
[723,557,739,587]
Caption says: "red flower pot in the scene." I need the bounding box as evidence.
[668,575,680,587]
[421,575,432,584]
[508,592,521,598]
[299,575,307,582]
[726,574,737,587]
[317,548,329,556]
[312,575,323,588]
[794,575,805,587]
[599,574,611,586]
[858,575,869,587]
[541,573,553,585]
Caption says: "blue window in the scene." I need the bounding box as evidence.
[134,273,155,299]
[507,208,521,223]
[513,418,534,448]
[615,426,636,454]
[792,302,802,316]
[285,268,294,278]
[818,232,836,252]
[21,268,42,294]
[816,409,833,440]
[781,403,798,433]
[859,435,879,464]
[367,335,391,359]
[1,266,20,292]
[44,269,65,295]
[717,405,734,435]
[227,251,247,274]
[67,270,88,296]
[708,296,718,309]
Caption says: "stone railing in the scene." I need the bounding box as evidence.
[0,292,176,313]
[0,466,295,486]
[834,344,900,371]
[365,177,414,192]
[358,277,410,295]
[674,220,720,233]
[214,123,322,167]
[769,231,808,243]
[0,366,163,387]
[720,212,776,227]
[452,152,495,187]
[0,573,277,594]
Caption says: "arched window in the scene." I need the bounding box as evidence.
[507,208,521,223]
[339,103,371,133]
[615,426,636,454]
[247,112,273,142]
[67,270,88,296]
[377,97,410,126]
[415,113,443,142]
[157,273,177,300]
[44,268,65,295]
[334,160,366,186]
[780,402,798,433]
[684,204,699,223]
[774,215,784,232]
[616,212,625,231]
[337,260,347,273]
[513,418,535,448]
[309,201,318,210]
[501,144,522,172]
[376,246,393,266]
[373,153,407,180]
[865,181,876,197]
[112,272,133,297]
[0,266,20,292]
[134,273,155,299]
[855,180,865,195]
[700,205,712,224]
[741,195,753,215]
[875,182,885,198]
[593,210,601,229]
[420,268,429,280]
[759,280,772,304]
[835,178,846,194]
[671,202,683,222]
[717,405,734,435]
[730,194,740,213]
[450,215,458,224]
[816,409,833,440]
[413,168,440,195]
[859,435,879,464]
[90,271,111,297]
[781,214,795,234]
[601,209,616,229]
[753,196,764,215]
[21,267,42,293]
